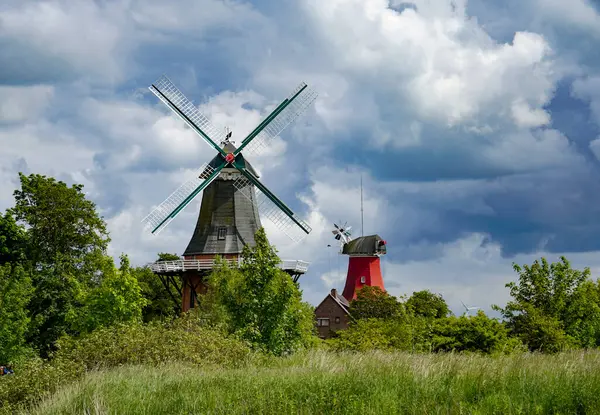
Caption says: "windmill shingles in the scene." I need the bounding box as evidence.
[183,143,262,256]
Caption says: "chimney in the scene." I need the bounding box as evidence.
[331,288,337,297]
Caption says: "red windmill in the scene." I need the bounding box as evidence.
[332,222,387,300]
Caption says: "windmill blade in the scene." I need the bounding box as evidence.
[234,82,318,157]
[150,75,226,155]
[142,161,225,234]
[232,172,311,242]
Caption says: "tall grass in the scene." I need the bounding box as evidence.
[0,319,252,414]
[34,350,600,414]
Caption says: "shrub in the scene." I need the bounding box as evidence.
[431,311,526,354]
[53,314,252,370]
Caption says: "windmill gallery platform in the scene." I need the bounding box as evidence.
[141,75,318,312]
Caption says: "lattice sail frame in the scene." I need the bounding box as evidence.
[150,75,226,153]
[233,176,312,243]
[142,163,217,235]
[241,83,318,158]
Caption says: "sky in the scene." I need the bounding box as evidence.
[2,0,600,315]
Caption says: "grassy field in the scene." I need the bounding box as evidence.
[33,350,600,414]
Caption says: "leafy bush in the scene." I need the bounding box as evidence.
[53,314,252,370]
[430,311,526,354]
[0,356,81,414]
[326,316,431,352]
[0,264,33,363]
[205,228,317,355]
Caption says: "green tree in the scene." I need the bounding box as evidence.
[0,211,28,265]
[494,256,598,352]
[431,311,525,354]
[0,264,33,362]
[132,265,180,322]
[563,280,600,348]
[406,290,450,319]
[70,255,147,333]
[157,252,180,262]
[349,286,404,320]
[206,228,316,355]
[11,173,110,354]
[11,173,109,271]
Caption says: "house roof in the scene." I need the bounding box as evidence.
[315,289,350,315]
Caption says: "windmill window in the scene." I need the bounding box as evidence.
[335,316,340,324]
[317,318,330,327]
[360,276,366,284]
[217,227,227,240]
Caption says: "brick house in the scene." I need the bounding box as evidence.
[314,289,350,339]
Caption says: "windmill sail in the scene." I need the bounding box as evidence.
[150,75,226,154]
[233,175,311,242]
[144,74,317,241]
[234,82,318,158]
[142,162,224,234]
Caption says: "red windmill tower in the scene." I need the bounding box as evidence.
[332,222,387,300]
[314,222,387,338]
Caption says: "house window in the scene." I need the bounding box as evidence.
[217,227,227,240]
[317,318,330,327]
[360,276,366,284]
[335,316,340,324]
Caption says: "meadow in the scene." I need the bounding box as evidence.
[32,350,600,414]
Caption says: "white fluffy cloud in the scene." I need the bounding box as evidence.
[534,0,600,37]
[0,1,130,83]
[2,0,600,311]
[0,0,262,84]
[302,0,556,130]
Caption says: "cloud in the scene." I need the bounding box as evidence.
[534,0,600,37]
[572,76,600,125]
[0,1,130,84]
[0,0,263,85]
[2,0,600,313]
[382,232,600,316]
[299,0,557,130]
[0,85,54,123]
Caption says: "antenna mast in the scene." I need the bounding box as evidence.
[360,174,364,237]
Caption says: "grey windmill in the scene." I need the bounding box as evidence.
[142,75,317,311]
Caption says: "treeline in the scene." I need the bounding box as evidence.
[0,173,182,364]
[329,257,600,354]
[3,172,600,411]
[0,173,316,366]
